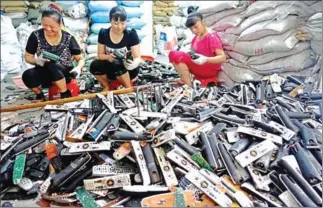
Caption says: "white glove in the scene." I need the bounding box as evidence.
[70,66,81,78]
[124,57,142,71]
[35,54,49,67]
[192,54,208,65]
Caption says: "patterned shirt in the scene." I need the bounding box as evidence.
[25,28,81,67]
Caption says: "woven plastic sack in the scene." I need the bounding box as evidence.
[297,13,322,41]
[88,1,117,13]
[226,51,248,64]
[222,62,263,83]
[63,17,88,31]
[217,32,238,50]
[303,1,319,6]
[135,29,146,40]
[2,12,27,19]
[232,30,299,56]
[121,1,143,7]
[226,5,310,35]
[311,40,322,55]
[68,3,88,19]
[249,49,316,75]
[87,33,98,45]
[238,15,300,41]
[55,1,78,6]
[211,14,245,31]
[204,2,248,27]
[91,11,110,23]
[310,1,322,13]
[1,16,22,74]
[91,23,111,34]
[127,18,146,29]
[121,6,143,18]
[246,42,310,65]
[199,1,240,14]
[86,44,98,54]
[217,70,235,87]
[170,16,186,28]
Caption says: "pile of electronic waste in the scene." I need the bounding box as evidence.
[0,72,322,207]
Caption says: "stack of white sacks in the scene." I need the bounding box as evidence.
[86,1,148,64]
[179,1,322,85]
[1,16,23,81]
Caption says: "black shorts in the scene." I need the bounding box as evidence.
[22,62,73,88]
[89,59,139,80]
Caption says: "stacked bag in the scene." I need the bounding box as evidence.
[86,1,146,62]
[170,2,200,50]
[1,1,28,28]
[152,1,178,41]
[153,1,184,55]
[196,1,321,84]
[55,1,89,52]
[1,16,23,81]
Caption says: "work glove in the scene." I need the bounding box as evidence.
[70,66,81,79]
[35,54,50,67]
[124,57,142,71]
[191,53,208,65]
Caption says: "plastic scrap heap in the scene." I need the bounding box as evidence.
[0,63,322,207]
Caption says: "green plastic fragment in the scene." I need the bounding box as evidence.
[137,94,158,112]
[192,153,213,171]
[75,187,99,208]
[13,153,27,184]
[174,188,186,207]
[43,51,61,62]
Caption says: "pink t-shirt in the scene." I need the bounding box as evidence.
[191,31,223,71]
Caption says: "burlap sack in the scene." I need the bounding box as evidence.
[153,16,170,23]
[1,7,27,13]
[1,1,25,7]
[163,7,178,13]
[154,1,168,7]
[153,6,165,11]
[153,10,168,17]
[167,12,174,16]
[154,21,171,26]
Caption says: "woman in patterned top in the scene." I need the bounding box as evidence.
[22,7,85,100]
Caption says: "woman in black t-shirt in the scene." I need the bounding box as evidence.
[22,7,85,100]
[89,6,142,91]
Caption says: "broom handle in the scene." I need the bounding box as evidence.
[0,87,137,113]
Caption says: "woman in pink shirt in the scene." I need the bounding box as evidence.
[169,8,226,87]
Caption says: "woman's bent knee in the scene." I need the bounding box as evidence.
[90,59,106,75]
[168,50,191,65]
[22,68,39,88]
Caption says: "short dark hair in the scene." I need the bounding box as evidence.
[109,6,127,22]
[185,6,203,28]
[42,7,63,24]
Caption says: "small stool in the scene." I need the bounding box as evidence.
[109,80,134,90]
[48,79,80,100]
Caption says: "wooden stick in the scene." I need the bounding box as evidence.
[0,87,137,113]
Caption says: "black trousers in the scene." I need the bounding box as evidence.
[89,59,139,80]
[22,62,73,88]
